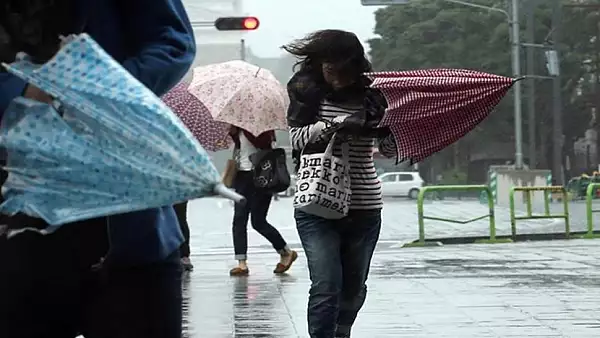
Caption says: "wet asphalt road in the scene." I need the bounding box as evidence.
[182,198,600,337]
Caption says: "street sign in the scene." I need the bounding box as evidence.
[361,0,409,5]
[545,50,560,76]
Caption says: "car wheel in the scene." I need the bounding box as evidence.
[408,188,419,200]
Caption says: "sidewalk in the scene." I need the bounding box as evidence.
[183,240,600,338]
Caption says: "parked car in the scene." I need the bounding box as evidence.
[380,171,424,199]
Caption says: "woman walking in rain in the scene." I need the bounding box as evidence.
[284,30,396,338]
[228,126,298,276]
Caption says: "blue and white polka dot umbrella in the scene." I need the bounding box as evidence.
[0,34,242,231]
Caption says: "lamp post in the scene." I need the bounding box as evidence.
[443,0,524,169]
[363,0,525,169]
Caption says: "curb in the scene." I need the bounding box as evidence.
[401,230,600,247]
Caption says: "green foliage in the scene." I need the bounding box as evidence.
[369,0,600,171]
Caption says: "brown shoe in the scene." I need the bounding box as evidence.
[229,267,249,276]
[274,250,298,274]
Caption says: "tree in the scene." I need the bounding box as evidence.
[369,0,599,177]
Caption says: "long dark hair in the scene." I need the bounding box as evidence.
[282,29,372,86]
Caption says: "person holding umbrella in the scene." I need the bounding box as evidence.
[185,60,296,276]
[228,126,297,276]
[283,30,395,338]
[284,28,516,337]
[0,1,196,337]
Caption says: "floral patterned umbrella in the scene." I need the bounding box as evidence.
[162,81,231,152]
[187,60,288,136]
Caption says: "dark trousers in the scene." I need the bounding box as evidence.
[0,220,183,338]
[174,202,190,258]
[232,170,287,260]
[295,209,382,338]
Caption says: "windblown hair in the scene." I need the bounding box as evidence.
[281,29,372,84]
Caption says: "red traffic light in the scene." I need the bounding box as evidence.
[242,17,259,30]
[214,17,260,31]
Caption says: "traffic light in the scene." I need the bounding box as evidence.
[214,17,260,31]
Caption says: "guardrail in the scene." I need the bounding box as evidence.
[407,185,500,247]
[509,186,569,241]
[585,183,600,238]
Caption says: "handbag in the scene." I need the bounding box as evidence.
[222,148,238,188]
[249,148,290,193]
[293,133,351,219]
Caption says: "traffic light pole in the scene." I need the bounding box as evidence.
[240,39,246,61]
[444,0,524,169]
[509,0,524,169]
[551,0,564,184]
[526,0,536,169]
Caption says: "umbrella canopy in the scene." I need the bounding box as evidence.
[162,81,232,152]
[367,69,517,164]
[187,60,288,136]
[0,33,240,231]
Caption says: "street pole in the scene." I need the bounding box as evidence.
[444,0,523,169]
[551,0,564,184]
[240,39,246,61]
[526,0,536,169]
[511,0,524,169]
[372,0,527,168]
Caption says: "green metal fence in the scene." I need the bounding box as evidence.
[509,186,569,241]
[585,183,600,238]
[407,185,500,247]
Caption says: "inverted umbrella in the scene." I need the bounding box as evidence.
[187,60,288,136]
[0,33,243,233]
[366,69,517,164]
[162,81,232,152]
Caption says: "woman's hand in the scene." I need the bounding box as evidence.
[308,121,328,143]
[332,115,348,124]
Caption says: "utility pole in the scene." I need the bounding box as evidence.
[526,0,536,169]
[551,0,564,184]
[510,0,524,169]
[527,0,537,169]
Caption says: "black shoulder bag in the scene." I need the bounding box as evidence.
[249,148,291,194]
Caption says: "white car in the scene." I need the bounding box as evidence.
[380,172,424,199]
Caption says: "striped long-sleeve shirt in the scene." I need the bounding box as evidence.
[289,100,397,210]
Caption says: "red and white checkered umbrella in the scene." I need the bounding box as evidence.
[367,69,517,164]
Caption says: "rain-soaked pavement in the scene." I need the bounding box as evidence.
[183,197,600,337]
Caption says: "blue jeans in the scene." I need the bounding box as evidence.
[295,209,382,338]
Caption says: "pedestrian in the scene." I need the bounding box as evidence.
[174,202,193,271]
[0,1,195,338]
[283,29,396,338]
[228,126,298,276]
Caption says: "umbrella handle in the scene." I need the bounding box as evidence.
[213,183,246,206]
